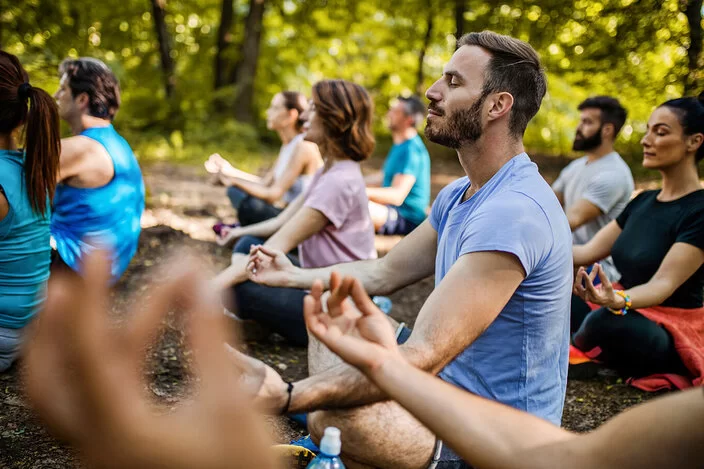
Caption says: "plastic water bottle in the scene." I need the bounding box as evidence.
[372,296,393,315]
[306,427,346,468]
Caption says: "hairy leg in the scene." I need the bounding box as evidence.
[308,401,435,469]
[306,318,433,469]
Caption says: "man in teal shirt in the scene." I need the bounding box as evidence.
[366,96,431,235]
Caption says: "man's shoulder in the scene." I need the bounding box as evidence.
[558,156,587,175]
[586,154,634,185]
[430,177,468,225]
[437,177,469,201]
[482,188,551,221]
[408,135,430,154]
[62,135,106,160]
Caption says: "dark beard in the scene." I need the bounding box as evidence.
[424,95,485,149]
[572,125,603,151]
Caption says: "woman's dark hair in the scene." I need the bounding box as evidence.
[59,57,121,121]
[0,51,60,215]
[280,91,308,131]
[311,80,375,162]
[660,92,704,162]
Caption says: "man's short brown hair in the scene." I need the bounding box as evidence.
[458,31,547,137]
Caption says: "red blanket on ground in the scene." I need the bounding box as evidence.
[586,283,704,391]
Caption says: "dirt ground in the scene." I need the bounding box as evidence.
[0,154,664,468]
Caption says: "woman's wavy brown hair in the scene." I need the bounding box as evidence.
[311,80,374,162]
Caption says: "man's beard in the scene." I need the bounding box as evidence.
[424,95,485,149]
[572,126,603,151]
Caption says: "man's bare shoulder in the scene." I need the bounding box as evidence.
[60,135,113,187]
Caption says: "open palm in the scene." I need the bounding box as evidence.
[303,272,402,376]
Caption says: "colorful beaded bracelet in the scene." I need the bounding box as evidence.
[609,290,632,316]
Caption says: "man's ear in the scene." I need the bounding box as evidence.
[486,92,514,123]
[601,123,616,140]
[76,92,90,112]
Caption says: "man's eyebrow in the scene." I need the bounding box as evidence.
[443,70,465,81]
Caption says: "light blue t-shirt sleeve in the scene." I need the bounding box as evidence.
[458,193,553,276]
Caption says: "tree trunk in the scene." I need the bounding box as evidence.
[214,0,235,89]
[684,0,703,95]
[150,0,176,98]
[416,10,434,96]
[232,0,266,123]
[455,0,465,46]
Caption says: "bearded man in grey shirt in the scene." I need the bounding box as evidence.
[553,96,634,280]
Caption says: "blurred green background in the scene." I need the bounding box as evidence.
[5,0,703,172]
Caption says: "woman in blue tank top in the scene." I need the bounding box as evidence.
[0,52,61,371]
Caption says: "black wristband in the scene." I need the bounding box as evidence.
[281,381,294,415]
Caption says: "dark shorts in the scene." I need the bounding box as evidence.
[377,206,419,236]
[394,324,472,469]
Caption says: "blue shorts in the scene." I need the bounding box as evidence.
[378,206,419,236]
[394,324,472,469]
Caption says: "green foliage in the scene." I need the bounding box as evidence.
[4,0,703,164]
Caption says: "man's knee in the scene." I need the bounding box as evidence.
[307,404,435,469]
[308,410,326,445]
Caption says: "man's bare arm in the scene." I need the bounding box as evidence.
[364,171,383,187]
[351,341,704,469]
[366,173,416,206]
[251,220,438,295]
[566,198,602,231]
[288,251,525,412]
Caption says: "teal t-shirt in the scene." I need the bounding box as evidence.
[381,134,431,226]
[0,150,51,329]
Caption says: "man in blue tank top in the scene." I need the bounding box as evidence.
[51,58,144,283]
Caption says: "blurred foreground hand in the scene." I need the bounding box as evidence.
[24,251,278,469]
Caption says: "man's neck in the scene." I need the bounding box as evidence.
[585,144,614,163]
[457,131,524,200]
[0,134,17,151]
[69,115,111,136]
[391,127,417,145]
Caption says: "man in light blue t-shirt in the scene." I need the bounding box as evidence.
[238,31,573,469]
[366,96,431,235]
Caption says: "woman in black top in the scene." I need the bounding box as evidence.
[572,93,704,378]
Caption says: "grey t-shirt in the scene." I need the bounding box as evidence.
[552,152,634,280]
